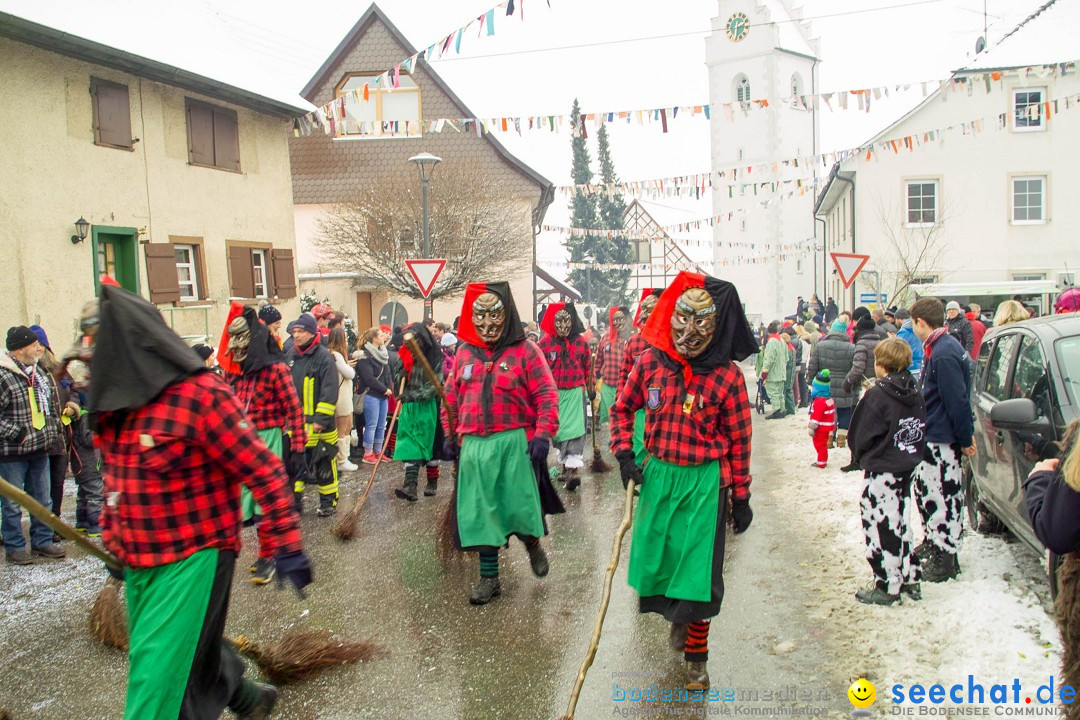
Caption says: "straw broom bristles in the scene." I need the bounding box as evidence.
[230,629,385,685]
[90,576,129,650]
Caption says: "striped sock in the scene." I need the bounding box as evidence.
[524,536,539,548]
[426,464,439,482]
[685,620,710,663]
[479,550,499,578]
[385,432,396,456]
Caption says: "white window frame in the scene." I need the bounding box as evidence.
[904,179,939,228]
[1011,175,1047,225]
[334,72,422,140]
[1012,273,1046,282]
[174,244,199,301]
[1012,88,1046,133]
[251,249,268,298]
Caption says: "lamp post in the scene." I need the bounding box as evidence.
[409,152,442,321]
[581,253,594,320]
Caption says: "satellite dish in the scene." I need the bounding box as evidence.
[975,36,986,54]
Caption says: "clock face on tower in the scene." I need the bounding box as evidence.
[726,12,749,42]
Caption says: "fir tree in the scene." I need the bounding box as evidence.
[565,99,598,308]
[593,124,633,306]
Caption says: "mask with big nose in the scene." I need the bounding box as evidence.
[473,292,506,344]
[638,295,658,327]
[671,288,717,359]
[554,309,573,338]
[612,309,629,338]
[227,316,252,365]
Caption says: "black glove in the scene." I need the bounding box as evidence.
[528,436,550,463]
[286,452,308,482]
[731,497,753,534]
[443,435,459,461]
[616,450,642,489]
[275,550,313,598]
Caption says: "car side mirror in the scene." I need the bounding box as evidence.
[990,398,1053,436]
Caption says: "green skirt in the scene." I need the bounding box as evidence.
[394,399,438,462]
[554,386,586,443]
[456,428,544,549]
[599,382,617,425]
[124,548,217,719]
[242,428,282,522]
[632,408,647,467]
[628,456,720,603]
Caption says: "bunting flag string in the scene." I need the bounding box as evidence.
[536,236,818,272]
[293,60,1076,139]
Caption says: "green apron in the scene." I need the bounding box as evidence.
[627,456,720,603]
[242,428,282,522]
[598,382,617,425]
[456,428,543,548]
[632,408,647,467]
[394,398,438,462]
[124,548,218,719]
[554,386,586,443]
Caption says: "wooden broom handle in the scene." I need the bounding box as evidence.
[403,333,456,436]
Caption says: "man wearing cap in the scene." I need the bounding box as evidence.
[944,301,974,355]
[0,326,66,564]
[286,313,341,516]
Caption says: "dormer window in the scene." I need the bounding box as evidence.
[334,72,422,138]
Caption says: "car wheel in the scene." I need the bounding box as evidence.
[963,467,1007,535]
[1049,551,1063,601]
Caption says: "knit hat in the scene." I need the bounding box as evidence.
[945,301,961,313]
[379,324,391,333]
[811,369,831,399]
[895,307,911,321]
[291,313,318,335]
[258,304,282,325]
[831,318,848,333]
[29,325,50,351]
[852,306,871,322]
[856,315,877,334]
[6,326,39,352]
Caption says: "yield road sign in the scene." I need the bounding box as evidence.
[830,253,870,289]
[405,259,446,298]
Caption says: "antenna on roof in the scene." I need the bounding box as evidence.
[975,36,986,54]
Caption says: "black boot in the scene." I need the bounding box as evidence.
[525,540,549,577]
[396,465,419,502]
[236,683,278,720]
[840,459,861,473]
[293,490,304,515]
[855,584,901,606]
[316,492,337,517]
[901,583,922,601]
[922,548,960,583]
[469,576,501,605]
[564,467,581,492]
[424,465,438,497]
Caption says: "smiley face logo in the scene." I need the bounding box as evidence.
[848,678,876,711]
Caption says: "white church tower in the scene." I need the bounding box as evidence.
[706,0,820,322]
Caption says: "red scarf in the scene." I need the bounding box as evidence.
[922,326,949,362]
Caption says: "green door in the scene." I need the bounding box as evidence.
[92,226,140,295]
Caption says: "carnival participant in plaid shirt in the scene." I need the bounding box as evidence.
[89,284,311,720]
[594,305,631,425]
[536,302,590,491]
[611,271,757,692]
[223,306,308,585]
[286,313,340,517]
[443,282,560,605]
[392,322,449,502]
[619,288,663,468]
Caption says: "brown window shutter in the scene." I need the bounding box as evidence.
[145,243,181,304]
[212,108,241,172]
[228,245,255,298]
[186,100,215,166]
[271,248,297,299]
[91,78,132,148]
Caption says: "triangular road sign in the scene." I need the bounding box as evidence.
[405,259,447,298]
[830,252,870,289]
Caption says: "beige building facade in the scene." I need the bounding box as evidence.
[0,14,304,349]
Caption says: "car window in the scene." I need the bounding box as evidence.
[1056,336,1080,407]
[984,334,1018,401]
[975,337,994,392]
[1012,335,1051,418]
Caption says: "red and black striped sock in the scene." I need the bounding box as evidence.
[685,620,710,663]
[384,431,396,456]
[426,464,439,483]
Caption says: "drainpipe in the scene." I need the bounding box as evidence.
[835,174,856,311]
[814,216,826,300]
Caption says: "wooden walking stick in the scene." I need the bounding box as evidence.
[559,480,637,720]
[333,378,406,540]
[589,348,612,474]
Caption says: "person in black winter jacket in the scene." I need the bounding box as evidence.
[847,338,927,606]
[944,301,974,355]
[824,298,839,325]
[355,327,395,463]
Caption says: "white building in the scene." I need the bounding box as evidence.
[814,0,1079,316]
[705,0,820,321]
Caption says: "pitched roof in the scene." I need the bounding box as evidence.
[0,10,309,118]
[535,266,582,301]
[959,0,1077,72]
[300,2,554,222]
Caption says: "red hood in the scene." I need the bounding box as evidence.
[215,301,245,376]
[633,288,660,327]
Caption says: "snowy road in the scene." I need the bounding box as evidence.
[0,372,1064,718]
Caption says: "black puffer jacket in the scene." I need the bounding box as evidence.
[946,314,974,354]
[847,371,927,474]
[845,328,881,393]
[807,332,856,408]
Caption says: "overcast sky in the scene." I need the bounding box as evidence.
[2,0,1055,268]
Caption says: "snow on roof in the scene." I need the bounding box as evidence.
[758,0,817,59]
[959,0,1080,72]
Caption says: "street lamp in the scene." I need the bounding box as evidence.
[408,153,442,321]
[581,253,594,313]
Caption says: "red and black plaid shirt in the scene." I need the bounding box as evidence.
[445,340,559,440]
[536,335,590,390]
[229,363,307,454]
[618,333,652,393]
[611,349,753,500]
[595,335,628,388]
[98,371,303,568]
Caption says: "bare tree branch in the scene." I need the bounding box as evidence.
[865,192,956,308]
[314,166,532,301]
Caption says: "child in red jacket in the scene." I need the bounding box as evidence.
[808,369,836,468]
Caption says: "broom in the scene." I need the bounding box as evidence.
[0,477,381,682]
[332,378,406,541]
[559,480,637,720]
[589,348,612,474]
[398,333,460,562]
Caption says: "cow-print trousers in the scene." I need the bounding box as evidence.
[861,470,920,595]
[914,442,965,555]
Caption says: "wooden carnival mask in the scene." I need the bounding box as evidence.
[227,316,252,364]
[554,309,573,338]
[671,288,717,360]
[612,309,630,337]
[638,294,659,327]
[473,292,506,344]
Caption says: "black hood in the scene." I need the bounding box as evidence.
[90,284,204,415]
[457,281,525,353]
[239,307,283,375]
[877,371,921,407]
[402,321,443,376]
